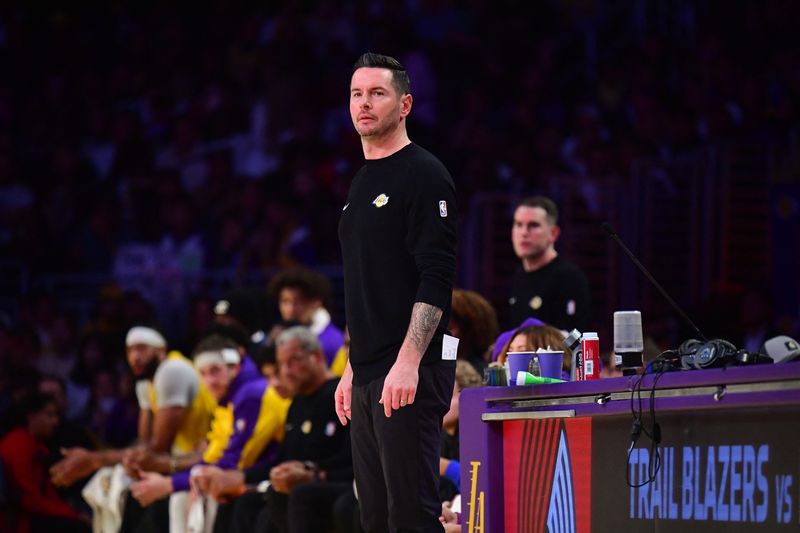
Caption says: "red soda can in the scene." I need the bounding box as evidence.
[581,332,600,380]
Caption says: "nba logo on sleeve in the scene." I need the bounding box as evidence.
[439,200,448,217]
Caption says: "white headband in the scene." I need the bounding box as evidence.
[194,348,241,369]
[126,327,166,348]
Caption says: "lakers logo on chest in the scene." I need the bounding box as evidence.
[372,194,389,208]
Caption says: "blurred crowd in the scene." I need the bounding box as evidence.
[1,1,800,531]
[2,1,800,276]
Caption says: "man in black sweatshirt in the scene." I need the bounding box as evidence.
[509,196,591,331]
[336,52,459,533]
[193,326,351,533]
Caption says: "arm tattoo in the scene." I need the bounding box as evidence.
[405,302,443,354]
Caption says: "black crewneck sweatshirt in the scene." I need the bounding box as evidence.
[509,255,591,331]
[243,378,352,484]
[339,143,458,385]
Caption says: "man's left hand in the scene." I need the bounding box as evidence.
[123,447,158,479]
[192,466,246,502]
[379,358,419,417]
[441,501,458,524]
[50,447,97,487]
[269,461,314,493]
[130,471,173,507]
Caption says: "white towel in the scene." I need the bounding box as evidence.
[81,464,131,533]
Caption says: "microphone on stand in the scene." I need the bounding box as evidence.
[614,310,644,375]
[601,222,708,343]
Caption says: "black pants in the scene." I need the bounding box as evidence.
[288,481,351,533]
[333,488,364,533]
[213,501,235,533]
[29,515,91,533]
[350,363,454,533]
[230,481,351,533]
[230,489,286,533]
[118,492,171,533]
[119,492,169,533]
[230,491,271,533]
[119,492,144,533]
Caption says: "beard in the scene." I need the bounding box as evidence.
[514,242,547,261]
[137,357,160,381]
[354,108,402,139]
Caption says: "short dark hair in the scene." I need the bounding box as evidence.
[252,342,276,368]
[352,52,411,96]
[12,391,56,428]
[193,333,240,356]
[517,196,559,226]
[268,268,333,309]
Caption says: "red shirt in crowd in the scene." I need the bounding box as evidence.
[0,427,82,529]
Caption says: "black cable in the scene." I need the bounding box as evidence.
[626,365,666,488]
[646,369,665,482]
[627,371,649,487]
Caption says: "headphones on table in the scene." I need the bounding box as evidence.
[677,338,772,370]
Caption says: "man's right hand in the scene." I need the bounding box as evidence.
[200,467,246,502]
[50,447,97,487]
[334,360,353,425]
[122,447,155,479]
